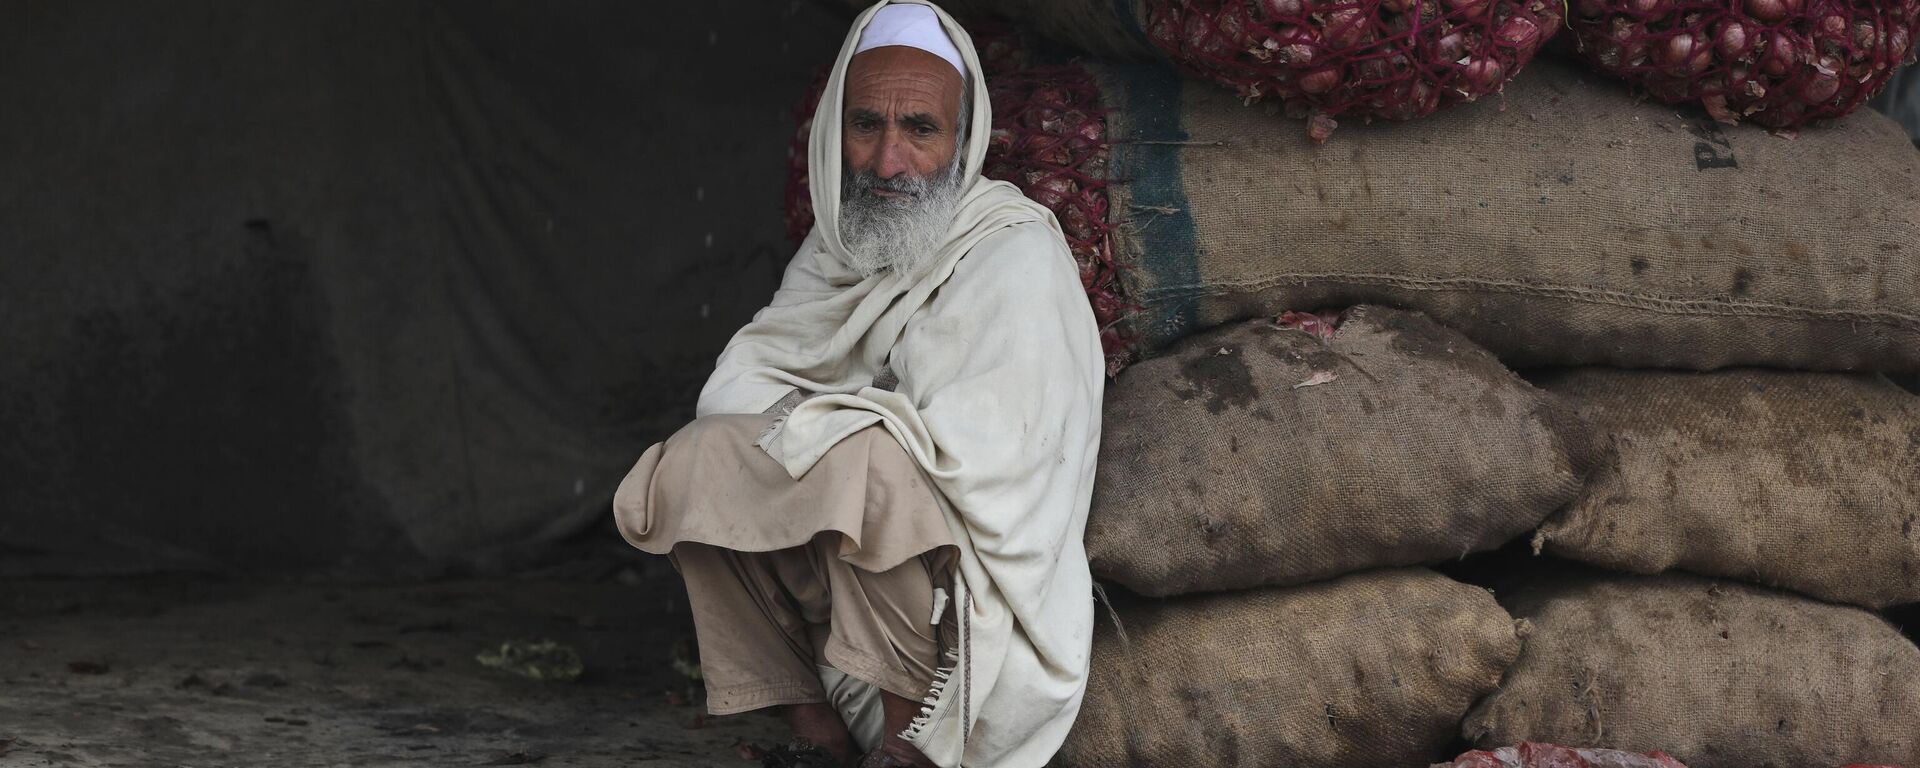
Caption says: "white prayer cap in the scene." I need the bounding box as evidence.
[854,5,965,78]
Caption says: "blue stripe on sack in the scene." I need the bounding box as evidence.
[1109,0,1157,53]
[1108,62,1198,348]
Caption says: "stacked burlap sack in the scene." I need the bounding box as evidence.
[794,4,1920,764]
[1054,306,1591,766]
[1457,369,1920,767]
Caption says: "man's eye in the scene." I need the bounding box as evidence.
[914,125,935,137]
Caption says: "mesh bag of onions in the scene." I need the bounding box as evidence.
[1569,0,1920,128]
[1141,0,1566,141]
[784,43,1136,375]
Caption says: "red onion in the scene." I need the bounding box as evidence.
[1745,0,1788,23]
[1144,0,1563,141]
[1852,20,1879,51]
[1715,20,1753,59]
[1498,16,1543,48]
[1658,31,1696,67]
[1300,66,1344,93]
[1436,29,1469,62]
[1816,13,1848,39]
[1444,0,1495,22]
[1356,55,1392,81]
[1461,57,1507,89]
[1571,0,1920,129]
[1626,0,1669,16]
[1324,8,1370,48]
[1269,25,1320,64]
[1263,0,1306,17]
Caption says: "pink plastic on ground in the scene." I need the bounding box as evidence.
[782,35,1138,375]
[1434,743,1695,768]
[1276,308,1347,338]
[1569,0,1920,128]
[1141,0,1566,142]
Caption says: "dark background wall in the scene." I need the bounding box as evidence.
[0,0,853,578]
[3,1,1915,581]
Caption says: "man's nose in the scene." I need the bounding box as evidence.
[874,130,913,180]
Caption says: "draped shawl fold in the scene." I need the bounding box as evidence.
[686,2,1105,764]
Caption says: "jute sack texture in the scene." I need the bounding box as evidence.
[1059,568,1523,767]
[1090,306,1592,597]
[1465,572,1920,767]
[1092,57,1920,372]
[1533,368,1920,609]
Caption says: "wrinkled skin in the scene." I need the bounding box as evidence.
[842,46,964,190]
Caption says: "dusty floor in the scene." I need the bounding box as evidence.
[0,560,783,767]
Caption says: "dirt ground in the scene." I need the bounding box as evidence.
[0,558,783,767]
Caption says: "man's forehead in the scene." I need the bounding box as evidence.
[847,47,962,89]
[845,47,963,112]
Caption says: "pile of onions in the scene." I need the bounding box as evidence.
[784,51,1137,375]
[1569,0,1920,128]
[1142,0,1566,142]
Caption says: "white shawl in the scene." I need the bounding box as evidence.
[693,2,1105,765]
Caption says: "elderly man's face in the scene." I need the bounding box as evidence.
[842,46,963,184]
[836,45,968,278]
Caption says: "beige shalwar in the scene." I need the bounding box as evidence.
[616,413,957,714]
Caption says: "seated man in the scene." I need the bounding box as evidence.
[613,2,1105,767]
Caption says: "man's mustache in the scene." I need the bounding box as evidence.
[844,170,934,199]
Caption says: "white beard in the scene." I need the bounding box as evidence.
[838,152,967,279]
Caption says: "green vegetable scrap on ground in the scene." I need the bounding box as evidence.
[475,640,584,682]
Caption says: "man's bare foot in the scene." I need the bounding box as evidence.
[856,739,939,768]
[781,703,857,765]
[859,692,939,768]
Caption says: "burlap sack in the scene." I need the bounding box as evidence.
[1093,57,1920,372]
[1059,568,1524,768]
[1532,369,1920,609]
[1465,572,1920,767]
[1090,306,1591,597]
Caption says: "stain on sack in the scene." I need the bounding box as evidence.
[1172,344,1257,414]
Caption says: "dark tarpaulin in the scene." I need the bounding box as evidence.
[0,1,849,576]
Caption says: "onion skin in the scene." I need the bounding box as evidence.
[1715,20,1753,59]
[1497,15,1542,48]
[1658,31,1696,67]
[1262,0,1306,18]
[1461,57,1506,89]
[1274,24,1321,64]
[1436,29,1469,62]
[1299,66,1343,94]
[1626,0,1667,16]
[1324,8,1370,48]
[1443,0,1495,22]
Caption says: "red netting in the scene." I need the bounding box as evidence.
[1568,0,1920,129]
[782,43,1138,376]
[981,66,1133,376]
[1437,743,1691,768]
[1142,0,1565,142]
